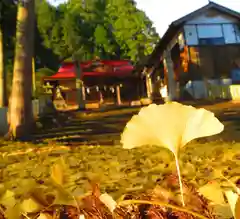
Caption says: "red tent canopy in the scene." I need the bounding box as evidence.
[44,60,135,80]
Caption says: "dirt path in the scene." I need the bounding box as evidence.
[34,101,240,144]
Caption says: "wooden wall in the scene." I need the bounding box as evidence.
[186,45,240,80]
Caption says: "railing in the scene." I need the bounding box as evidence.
[208,84,240,100]
[185,79,240,100]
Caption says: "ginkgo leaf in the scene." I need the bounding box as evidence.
[5,204,21,219]
[235,196,240,219]
[182,107,224,147]
[121,102,224,207]
[50,158,66,186]
[37,213,53,219]
[0,190,16,209]
[212,204,233,219]
[198,181,225,205]
[29,187,54,207]
[99,193,117,213]
[224,190,240,219]
[121,102,224,154]
[21,198,43,213]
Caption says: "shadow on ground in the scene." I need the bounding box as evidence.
[34,104,240,145]
[34,107,141,145]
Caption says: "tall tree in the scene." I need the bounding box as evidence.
[7,0,35,140]
[106,0,159,63]
[1,0,159,93]
[0,0,15,107]
[1,0,17,98]
[0,23,4,107]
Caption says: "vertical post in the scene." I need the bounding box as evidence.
[32,57,36,98]
[142,67,150,98]
[99,90,104,104]
[74,59,85,110]
[146,74,153,98]
[116,85,122,105]
[163,50,176,101]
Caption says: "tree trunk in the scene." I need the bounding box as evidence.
[7,0,35,140]
[0,24,6,107]
[74,60,85,110]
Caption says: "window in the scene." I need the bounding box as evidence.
[199,37,225,45]
[197,24,223,38]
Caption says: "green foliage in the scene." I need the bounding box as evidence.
[35,0,159,62]
[36,68,55,76]
[1,0,159,100]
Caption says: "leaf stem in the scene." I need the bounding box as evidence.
[174,153,185,207]
[221,175,240,195]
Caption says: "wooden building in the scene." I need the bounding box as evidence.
[43,59,142,107]
[146,2,240,100]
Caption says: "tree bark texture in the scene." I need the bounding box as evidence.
[8,0,35,140]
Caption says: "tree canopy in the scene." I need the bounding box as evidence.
[2,0,159,74]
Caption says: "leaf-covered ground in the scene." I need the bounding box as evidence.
[0,140,240,199]
[1,101,240,201]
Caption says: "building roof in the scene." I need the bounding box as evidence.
[147,1,240,67]
[43,60,136,80]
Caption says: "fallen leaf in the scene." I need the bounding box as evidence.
[0,190,16,209]
[235,196,240,219]
[5,204,21,219]
[21,198,43,213]
[212,203,233,219]
[225,190,240,219]
[99,193,117,213]
[51,158,66,186]
[37,213,53,219]
[198,181,225,205]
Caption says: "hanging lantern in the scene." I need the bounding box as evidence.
[86,87,90,94]
[120,84,123,87]
[104,86,107,91]
[96,86,99,92]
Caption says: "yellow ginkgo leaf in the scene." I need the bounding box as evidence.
[212,204,233,219]
[121,102,224,207]
[121,102,224,154]
[198,182,225,205]
[99,193,117,213]
[225,190,240,219]
[235,196,240,219]
[182,107,224,148]
[37,213,53,219]
[21,198,42,213]
[50,158,66,186]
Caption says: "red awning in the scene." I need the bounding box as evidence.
[43,60,135,80]
[45,70,134,80]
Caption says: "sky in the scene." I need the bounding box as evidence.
[48,0,240,36]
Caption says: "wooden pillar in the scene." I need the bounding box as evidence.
[99,91,104,104]
[163,51,176,101]
[142,67,151,98]
[116,85,122,105]
[146,74,153,98]
[82,84,86,101]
